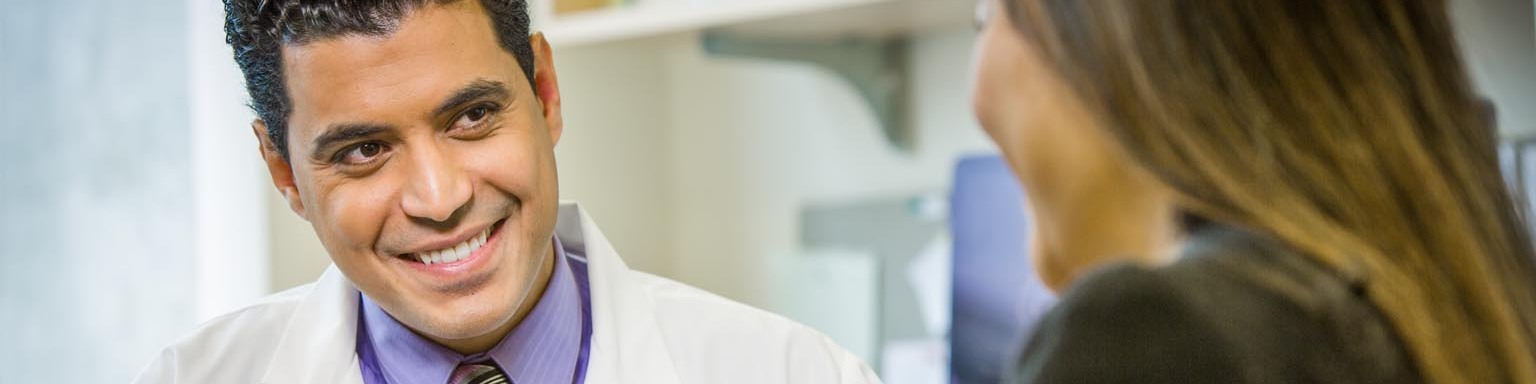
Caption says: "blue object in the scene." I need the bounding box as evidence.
[949,155,1058,384]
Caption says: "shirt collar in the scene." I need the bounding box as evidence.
[360,236,585,384]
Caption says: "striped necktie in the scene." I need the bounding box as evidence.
[449,363,509,384]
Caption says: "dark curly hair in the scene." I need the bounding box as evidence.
[224,0,534,160]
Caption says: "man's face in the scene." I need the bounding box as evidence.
[257,1,563,349]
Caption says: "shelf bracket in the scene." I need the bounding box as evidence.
[701,32,913,153]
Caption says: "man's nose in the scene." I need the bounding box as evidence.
[400,143,471,224]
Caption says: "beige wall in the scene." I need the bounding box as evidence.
[654,27,993,306]
[268,187,331,291]
[551,38,678,276]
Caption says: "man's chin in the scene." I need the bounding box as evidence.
[423,315,513,340]
[400,302,520,350]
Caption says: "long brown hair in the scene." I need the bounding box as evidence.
[1000,0,1536,382]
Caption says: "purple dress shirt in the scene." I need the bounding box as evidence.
[356,236,593,384]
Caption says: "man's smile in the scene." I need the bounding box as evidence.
[394,218,507,265]
[410,226,486,264]
[388,217,513,292]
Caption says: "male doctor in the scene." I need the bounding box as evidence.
[135,0,877,382]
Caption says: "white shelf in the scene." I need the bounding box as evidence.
[538,0,972,48]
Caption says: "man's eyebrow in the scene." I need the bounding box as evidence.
[432,79,511,118]
[310,122,393,160]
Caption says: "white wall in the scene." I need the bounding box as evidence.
[189,0,271,322]
[3,1,187,382]
[0,1,269,381]
[1451,0,1536,137]
[0,2,199,381]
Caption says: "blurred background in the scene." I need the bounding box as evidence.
[0,0,1532,382]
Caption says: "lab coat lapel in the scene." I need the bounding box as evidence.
[557,202,683,383]
[260,266,365,384]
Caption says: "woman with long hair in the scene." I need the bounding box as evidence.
[969,0,1536,382]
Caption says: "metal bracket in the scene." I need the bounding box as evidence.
[702,32,913,153]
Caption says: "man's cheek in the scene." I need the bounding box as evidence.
[325,186,390,253]
[471,150,539,189]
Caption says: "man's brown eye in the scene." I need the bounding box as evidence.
[337,142,388,166]
[452,104,497,134]
[358,143,381,157]
[465,106,489,122]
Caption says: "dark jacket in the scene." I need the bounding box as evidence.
[1009,224,1422,383]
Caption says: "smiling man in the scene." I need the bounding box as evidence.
[133,1,876,383]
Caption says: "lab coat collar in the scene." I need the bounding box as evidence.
[556,201,683,383]
[261,265,363,384]
[258,202,680,384]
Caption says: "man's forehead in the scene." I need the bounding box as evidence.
[278,1,521,141]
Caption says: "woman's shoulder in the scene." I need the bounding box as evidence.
[1011,262,1248,383]
[1010,224,1420,383]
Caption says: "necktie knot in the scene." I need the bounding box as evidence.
[449,362,509,384]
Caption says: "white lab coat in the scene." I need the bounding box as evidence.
[135,202,879,383]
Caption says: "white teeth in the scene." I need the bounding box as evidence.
[413,227,492,264]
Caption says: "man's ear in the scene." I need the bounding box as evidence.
[529,32,563,145]
[253,120,307,220]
